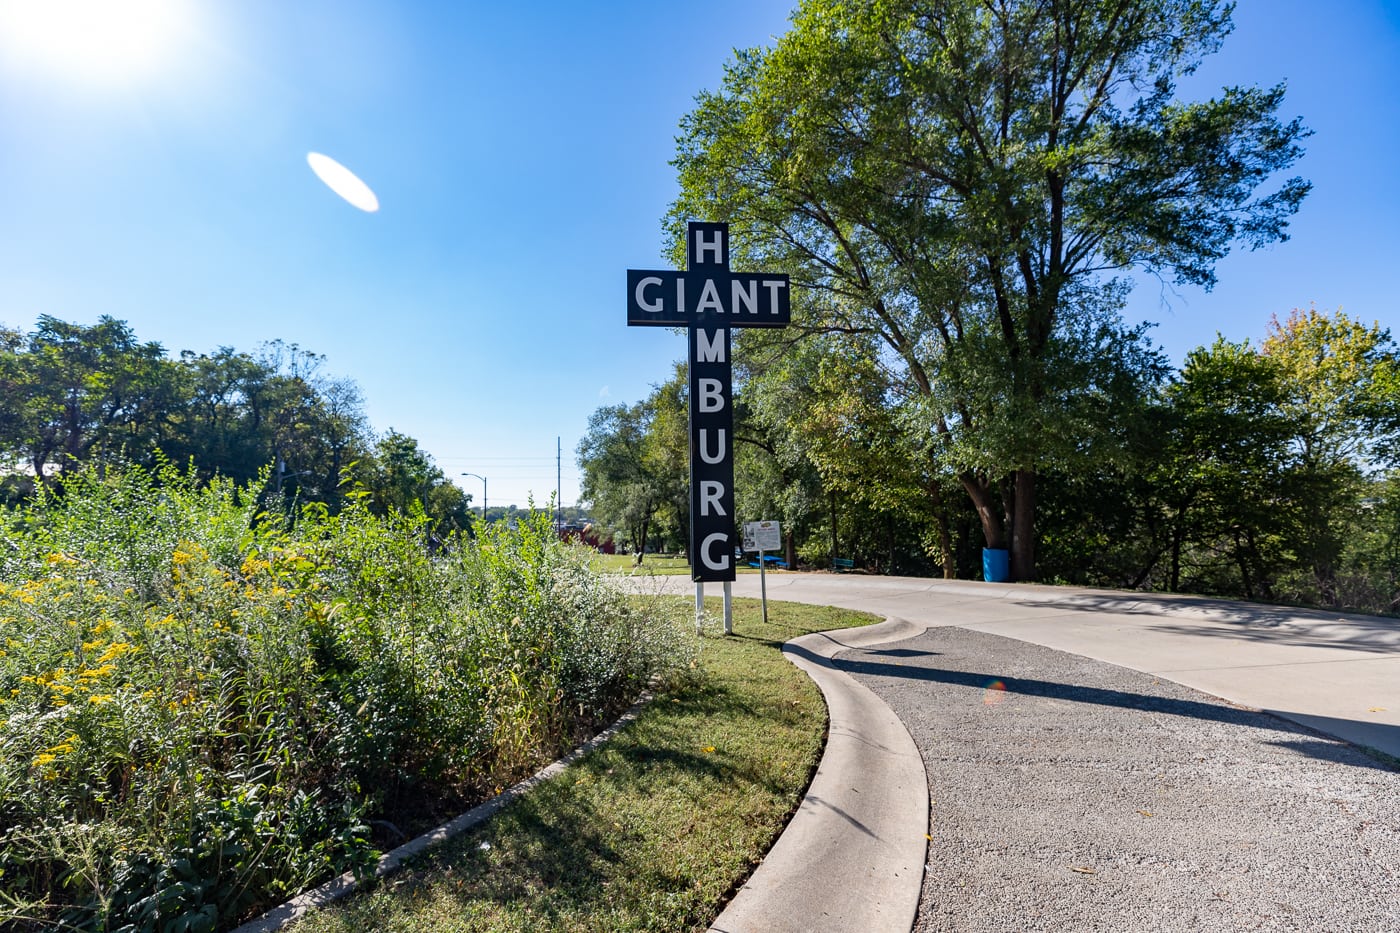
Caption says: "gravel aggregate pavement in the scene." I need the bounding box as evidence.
[836,626,1400,933]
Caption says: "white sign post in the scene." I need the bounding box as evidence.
[743,521,782,625]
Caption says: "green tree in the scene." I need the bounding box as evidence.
[0,316,376,517]
[364,429,470,536]
[733,351,829,569]
[645,364,693,554]
[168,342,372,507]
[672,0,1309,580]
[577,365,697,563]
[1261,307,1400,601]
[739,329,956,573]
[577,400,666,562]
[1150,338,1298,598]
[0,315,180,481]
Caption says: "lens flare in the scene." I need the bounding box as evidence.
[983,679,1007,706]
[307,152,379,213]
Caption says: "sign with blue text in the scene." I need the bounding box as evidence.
[627,223,791,582]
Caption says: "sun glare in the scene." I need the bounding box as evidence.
[0,0,191,85]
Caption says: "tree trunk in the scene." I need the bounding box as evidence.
[1234,530,1255,600]
[1010,469,1036,581]
[887,516,896,575]
[634,516,649,567]
[1169,528,1183,592]
[1167,494,1194,592]
[931,483,955,579]
[784,529,796,570]
[959,472,1006,549]
[829,489,839,559]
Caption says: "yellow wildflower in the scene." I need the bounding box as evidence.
[95,643,135,664]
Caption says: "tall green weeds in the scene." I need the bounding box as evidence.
[0,463,691,932]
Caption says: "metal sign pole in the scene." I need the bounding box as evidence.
[723,580,733,635]
[759,548,768,625]
[695,581,704,634]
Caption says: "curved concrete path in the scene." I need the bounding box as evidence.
[640,573,1400,931]
[670,574,1400,761]
[710,617,929,933]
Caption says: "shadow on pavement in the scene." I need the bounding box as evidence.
[1007,592,1400,654]
[787,643,1400,774]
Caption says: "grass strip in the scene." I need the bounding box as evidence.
[587,553,773,575]
[290,598,875,933]
[587,552,694,574]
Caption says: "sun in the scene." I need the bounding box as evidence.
[0,0,192,86]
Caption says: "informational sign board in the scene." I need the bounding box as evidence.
[743,520,782,553]
[627,223,791,582]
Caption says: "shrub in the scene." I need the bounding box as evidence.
[0,464,691,931]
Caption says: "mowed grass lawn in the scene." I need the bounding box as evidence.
[292,598,874,933]
[588,553,779,575]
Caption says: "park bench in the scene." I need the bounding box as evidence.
[831,557,854,572]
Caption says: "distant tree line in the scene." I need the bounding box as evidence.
[580,308,1400,613]
[0,314,471,533]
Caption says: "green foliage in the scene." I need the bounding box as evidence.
[577,369,691,562]
[0,463,691,932]
[670,0,1309,580]
[0,315,481,541]
[0,315,179,480]
[0,318,376,511]
[291,599,874,933]
[363,429,472,537]
[1148,338,1299,598]
[1078,310,1400,610]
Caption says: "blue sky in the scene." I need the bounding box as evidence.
[1,1,1397,506]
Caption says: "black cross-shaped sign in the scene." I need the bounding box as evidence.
[627,223,790,581]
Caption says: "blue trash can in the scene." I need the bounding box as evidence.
[982,548,1009,583]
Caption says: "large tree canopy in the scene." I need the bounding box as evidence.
[0,315,471,533]
[0,315,178,480]
[671,0,1309,580]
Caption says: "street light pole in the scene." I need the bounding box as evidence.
[460,472,487,524]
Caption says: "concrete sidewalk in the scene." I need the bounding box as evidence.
[710,618,929,933]
[674,574,1400,761]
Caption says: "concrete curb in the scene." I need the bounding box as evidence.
[229,691,655,933]
[710,616,929,933]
